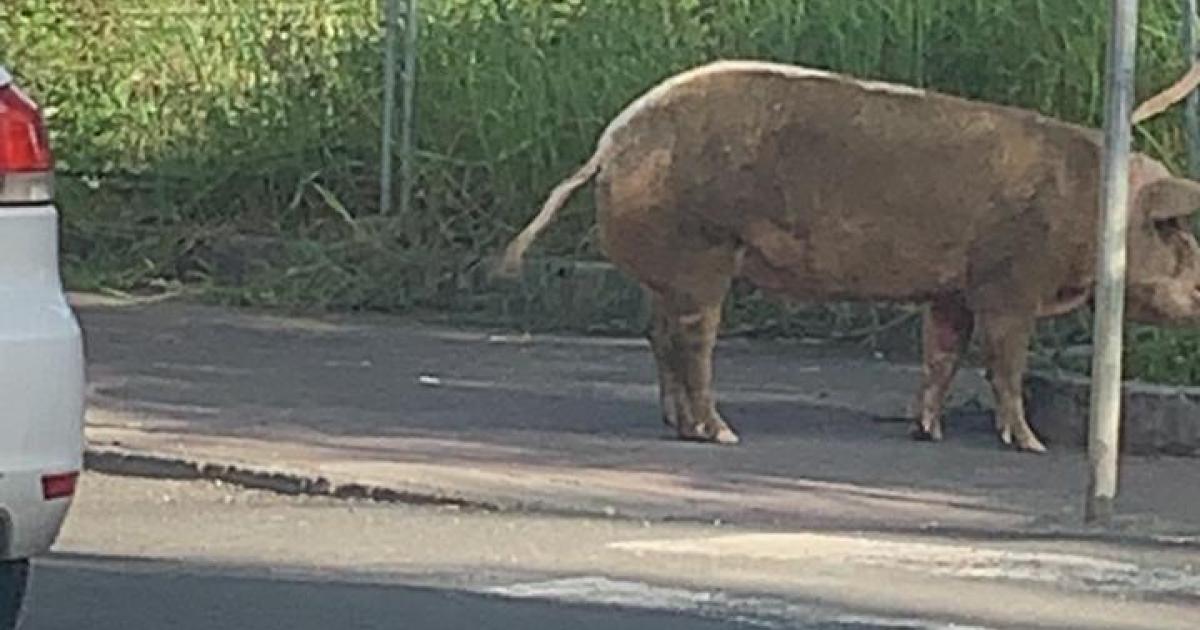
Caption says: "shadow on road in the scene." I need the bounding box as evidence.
[22,553,769,630]
[78,299,1200,538]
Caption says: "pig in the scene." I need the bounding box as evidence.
[495,59,1200,453]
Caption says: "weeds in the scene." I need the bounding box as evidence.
[2,0,1199,380]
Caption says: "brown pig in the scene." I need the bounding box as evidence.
[496,60,1200,452]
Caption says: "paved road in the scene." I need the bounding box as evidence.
[24,559,766,630]
[79,296,1200,536]
[15,474,894,630]
[15,473,1200,630]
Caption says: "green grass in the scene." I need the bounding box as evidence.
[3,0,1200,380]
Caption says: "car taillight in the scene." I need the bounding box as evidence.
[0,82,54,204]
[41,471,79,501]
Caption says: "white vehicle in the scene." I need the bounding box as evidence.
[0,65,86,627]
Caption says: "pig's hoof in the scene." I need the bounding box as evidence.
[998,427,1047,453]
[1017,434,1048,453]
[714,427,740,445]
[908,419,943,442]
[677,420,740,445]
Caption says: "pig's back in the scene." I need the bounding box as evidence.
[604,61,1100,301]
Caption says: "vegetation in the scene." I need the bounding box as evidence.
[2,0,1199,381]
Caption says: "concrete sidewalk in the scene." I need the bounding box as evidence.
[76,293,1200,541]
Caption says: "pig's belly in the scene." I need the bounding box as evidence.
[738,240,965,303]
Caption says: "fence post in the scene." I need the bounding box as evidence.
[379,0,402,215]
[1087,0,1140,525]
[1185,0,1200,178]
[398,0,420,223]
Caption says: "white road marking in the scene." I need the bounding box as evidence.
[609,533,1200,599]
[485,576,991,630]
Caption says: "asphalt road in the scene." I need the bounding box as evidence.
[11,474,870,630]
[23,558,764,630]
[15,473,1200,630]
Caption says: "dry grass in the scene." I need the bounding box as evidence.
[2,0,1198,377]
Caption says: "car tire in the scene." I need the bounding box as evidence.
[0,560,29,630]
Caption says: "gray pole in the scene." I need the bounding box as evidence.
[398,0,419,223]
[1087,0,1140,525]
[1185,0,1200,178]
[379,0,402,214]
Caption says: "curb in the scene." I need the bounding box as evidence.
[83,446,1200,552]
[1025,370,1200,456]
[83,447,499,512]
[81,445,708,525]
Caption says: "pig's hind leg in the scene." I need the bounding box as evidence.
[911,294,975,442]
[646,288,740,445]
[647,294,684,431]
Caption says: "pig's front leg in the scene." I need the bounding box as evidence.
[977,312,1047,453]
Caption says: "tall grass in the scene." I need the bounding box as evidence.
[2,1,1199,369]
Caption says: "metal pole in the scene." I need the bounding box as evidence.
[398,0,420,223]
[1184,0,1200,178]
[379,0,402,214]
[1087,0,1140,525]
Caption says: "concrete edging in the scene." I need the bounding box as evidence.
[1025,370,1200,456]
[83,448,499,511]
[83,445,1200,550]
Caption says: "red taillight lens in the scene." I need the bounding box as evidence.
[0,84,53,173]
[42,471,79,501]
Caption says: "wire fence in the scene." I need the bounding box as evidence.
[4,0,420,233]
[5,0,1200,354]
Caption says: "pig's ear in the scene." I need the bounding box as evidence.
[1137,177,1200,221]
